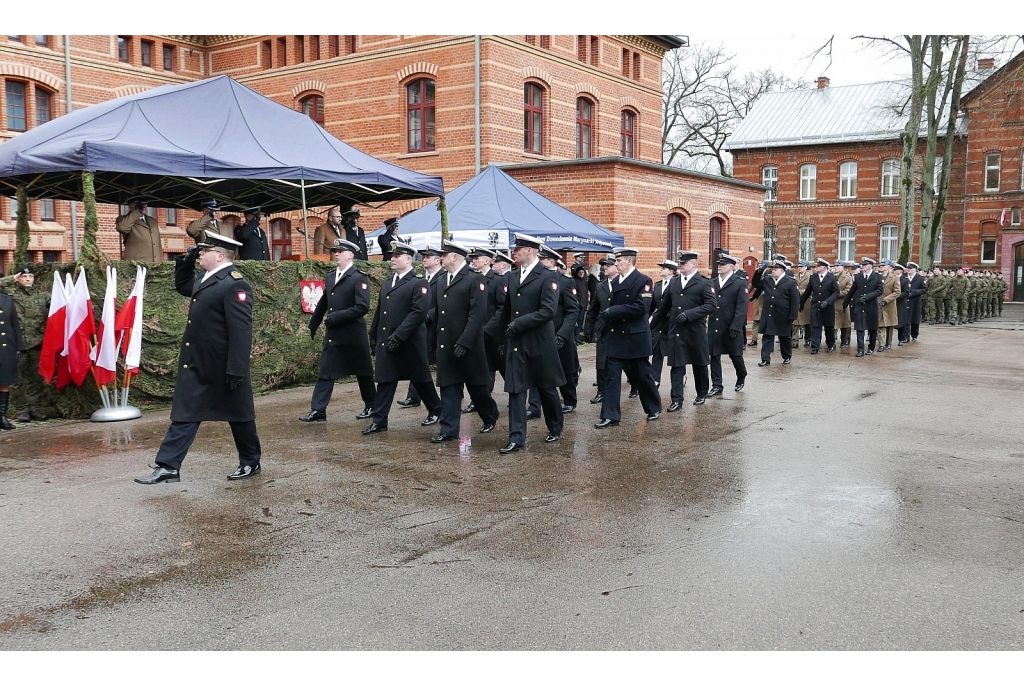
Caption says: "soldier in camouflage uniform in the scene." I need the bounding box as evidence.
[1,266,49,422]
[926,269,944,324]
[985,272,997,317]
[996,273,1007,315]
[965,271,978,323]
[947,268,967,325]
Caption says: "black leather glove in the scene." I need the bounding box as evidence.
[309,326,317,340]
[597,311,609,322]
[226,374,243,392]
[799,304,805,312]
[505,323,518,339]
[675,311,688,324]
[453,343,468,358]
[819,301,829,310]
[555,335,565,349]
[386,336,401,352]
[184,245,200,262]
[728,329,739,339]
[858,296,867,304]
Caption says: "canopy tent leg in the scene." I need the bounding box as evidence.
[301,178,310,259]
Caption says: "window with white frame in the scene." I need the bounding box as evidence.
[838,224,856,262]
[985,152,1001,191]
[762,166,777,202]
[981,240,997,262]
[839,161,858,199]
[1012,207,1021,226]
[879,224,898,262]
[933,157,944,190]
[881,159,899,197]
[798,225,815,261]
[933,232,943,264]
[799,164,816,201]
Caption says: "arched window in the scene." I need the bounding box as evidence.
[667,213,686,258]
[300,94,324,126]
[4,80,27,131]
[620,110,635,158]
[576,97,593,159]
[270,218,292,261]
[709,216,725,257]
[406,78,436,153]
[524,82,544,154]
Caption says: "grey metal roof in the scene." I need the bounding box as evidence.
[727,81,930,151]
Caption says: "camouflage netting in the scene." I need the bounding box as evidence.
[14,259,396,419]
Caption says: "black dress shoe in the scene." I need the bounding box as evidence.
[525,410,541,420]
[827,346,836,353]
[461,402,475,414]
[397,398,421,408]
[897,341,905,346]
[544,433,560,443]
[866,349,874,355]
[667,402,682,412]
[499,441,525,454]
[228,463,261,480]
[734,381,745,392]
[430,434,457,443]
[840,343,850,348]
[594,418,619,429]
[589,394,604,404]
[421,414,440,426]
[758,360,770,367]
[479,424,496,433]
[747,339,758,346]
[810,348,819,354]
[707,386,723,397]
[299,409,326,422]
[782,358,792,364]
[355,406,373,420]
[692,396,706,406]
[562,405,575,414]
[135,466,180,485]
[362,422,388,434]
[628,388,639,398]
[646,411,660,421]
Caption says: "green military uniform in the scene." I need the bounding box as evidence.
[947,271,967,325]
[996,276,1007,315]
[7,278,49,421]
[926,272,944,323]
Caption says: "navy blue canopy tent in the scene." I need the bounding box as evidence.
[368,165,623,254]
[0,75,444,213]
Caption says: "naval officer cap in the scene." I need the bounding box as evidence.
[495,250,515,265]
[419,244,442,257]
[816,257,831,268]
[599,257,616,266]
[328,238,360,253]
[907,261,920,269]
[469,246,496,260]
[717,254,741,266]
[860,257,877,265]
[440,239,471,257]
[677,250,699,262]
[774,253,788,261]
[771,260,787,270]
[658,259,679,271]
[342,208,361,218]
[197,232,242,250]
[891,262,905,271]
[242,205,261,215]
[512,233,544,250]
[128,195,148,204]
[614,247,639,258]
[556,259,567,270]
[784,260,794,267]
[539,245,561,261]
[383,216,399,227]
[390,241,417,257]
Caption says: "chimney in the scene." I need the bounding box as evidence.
[816,76,830,89]
[977,57,995,70]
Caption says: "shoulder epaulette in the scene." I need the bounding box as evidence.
[231,271,243,280]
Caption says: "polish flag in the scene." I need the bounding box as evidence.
[115,265,146,376]
[38,273,69,383]
[64,270,96,387]
[90,266,118,386]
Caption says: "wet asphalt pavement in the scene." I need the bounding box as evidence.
[2,306,1023,650]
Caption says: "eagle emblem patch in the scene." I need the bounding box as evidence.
[551,282,558,290]
[479,282,486,291]
[421,286,428,294]
[503,285,508,293]
[644,283,651,292]
[361,282,368,290]
[572,288,577,295]
[237,291,248,302]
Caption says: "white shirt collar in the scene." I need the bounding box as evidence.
[520,257,540,281]
[718,271,732,286]
[335,263,353,281]
[201,261,234,283]
[618,265,635,283]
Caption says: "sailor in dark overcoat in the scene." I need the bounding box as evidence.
[596,247,662,427]
[894,263,913,344]
[757,259,800,365]
[400,245,444,408]
[650,259,676,387]
[301,238,376,423]
[650,250,717,408]
[429,241,501,442]
[471,247,507,386]
[234,206,271,261]
[707,254,748,396]
[0,287,25,430]
[364,242,442,433]
[799,257,841,353]
[905,261,928,342]
[528,248,578,413]
[497,234,566,452]
[842,257,884,357]
[136,233,262,484]
[341,208,369,261]
[584,258,618,404]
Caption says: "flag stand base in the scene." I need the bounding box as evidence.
[90,406,142,422]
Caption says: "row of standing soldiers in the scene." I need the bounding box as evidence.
[921,268,1007,325]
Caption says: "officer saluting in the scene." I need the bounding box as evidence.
[364,242,442,434]
[135,232,263,484]
[234,206,271,261]
[301,238,376,423]
[430,240,501,442]
[186,199,221,245]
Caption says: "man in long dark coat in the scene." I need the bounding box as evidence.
[466,247,506,404]
[301,238,376,423]
[799,257,841,354]
[498,234,565,452]
[650,250,717,408]
[596,247,662,427]
[135,232,262,484]
[341,208,369,261]
[905,261,928,342]
[894,263,913,345]
[707,253,748,397]
[399,245,443,408]
[234,206,271,261]
[584,257,617,404]
[842,257,884,357]
[364,242,442,433]
[430,241,501,442]
[530,247,578,413]
[757,259,800,366]
[650,259,677,388]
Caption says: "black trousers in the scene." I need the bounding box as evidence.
[810,326,836,351]
[760,335,792,362]
[651,347,666,386]
[155,420,261,470]
[602,357,661,421]
[856,329,878,352]
[595,368,607,395]
[439,383,499,438]
[311,374,375,412]
[710,354,746,389]
[372,379,440,424]
[910,321,920,339]
[671,364,709,401]
[898,325,911,343]
[509,387,562,445]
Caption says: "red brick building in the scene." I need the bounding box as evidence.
[728,54,1024,300]
[1,34,765,275]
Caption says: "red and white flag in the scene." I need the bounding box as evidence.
[115,265,146,376]
[90,266,118,386]
[38,273,69,383]
[64,270,96,388]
